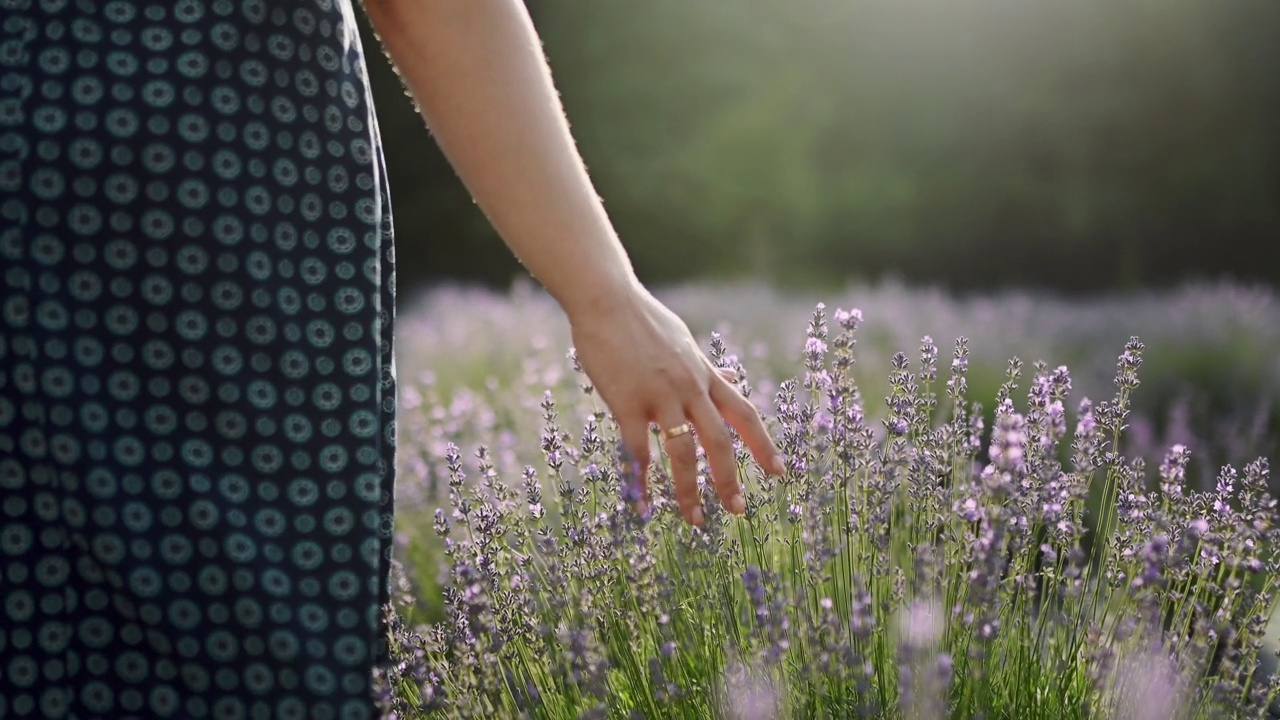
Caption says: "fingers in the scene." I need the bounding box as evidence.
[655,409,703,526]
[687,398,746,516]
[630,362,780,525]
[617,414,652,511]
[710,373,786,476]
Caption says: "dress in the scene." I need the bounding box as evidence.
[0,1,397,718]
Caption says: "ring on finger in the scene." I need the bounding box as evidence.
[662,422,693,440]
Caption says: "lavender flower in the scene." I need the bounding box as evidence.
[383,289,1279,719]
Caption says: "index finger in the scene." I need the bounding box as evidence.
[709,375,785,476]
[688,398,745,515]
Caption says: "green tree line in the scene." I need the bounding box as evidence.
[359,0,1280,294]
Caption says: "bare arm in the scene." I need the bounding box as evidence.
[361,0,638,320]
[361,0,784,524]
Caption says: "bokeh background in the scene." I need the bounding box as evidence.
[366,2,1280,640]
[356,0,1280,296]
[357,1,1280,500]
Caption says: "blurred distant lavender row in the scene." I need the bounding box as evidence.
[395,280,1278,495]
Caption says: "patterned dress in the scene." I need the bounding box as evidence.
[0,1,397,718]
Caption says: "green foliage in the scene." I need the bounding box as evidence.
[542,0,1280,290]
[358,1,1280,292]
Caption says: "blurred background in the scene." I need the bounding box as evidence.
[366,1,1280,632]
[357,0,1280,296]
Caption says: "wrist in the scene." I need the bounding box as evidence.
[557,266,646,328]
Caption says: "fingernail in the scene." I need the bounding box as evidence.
[729,494,745,515]
[771,454,787,475]
[690,507,704,526]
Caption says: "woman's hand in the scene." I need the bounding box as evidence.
[569,286,785,525]
[362,0,783,522]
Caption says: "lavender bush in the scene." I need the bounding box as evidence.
[396,281,1278,488]
[379,293,1280,719]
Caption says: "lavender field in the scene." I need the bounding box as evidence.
[378,281,1280,719]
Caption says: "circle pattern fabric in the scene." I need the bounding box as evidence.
[0,0,398,717]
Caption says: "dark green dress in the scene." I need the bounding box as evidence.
[0,1,397,717]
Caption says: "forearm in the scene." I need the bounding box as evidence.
[362,0,642,318]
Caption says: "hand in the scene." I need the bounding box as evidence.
[568,286,785,525]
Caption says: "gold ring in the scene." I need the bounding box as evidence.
[662,422,693,440]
